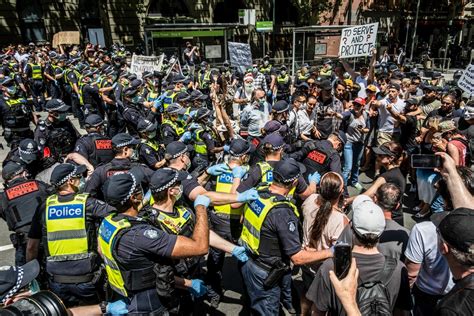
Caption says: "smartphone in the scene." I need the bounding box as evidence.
[334,243,352,279]
[411,154,442,169]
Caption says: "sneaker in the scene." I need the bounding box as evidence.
[414,210,431,219]
[352,182,364,191]
[282,303,297,315]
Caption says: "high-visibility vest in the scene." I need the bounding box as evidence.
[45,193,89,260]
[214,166,249,218]
[240,192,299,255]
[147,90,159,102]
[162,118,185,136]
[193,128,208,155]
[198,70,211,89]
[29,63,42,80]
[66,69,81,90]
[259,65,272,74]
[141,139,160,152]
[154,205,194,236]
[163,91,178,110]
[257,161,296,196]
[98,214,131,297]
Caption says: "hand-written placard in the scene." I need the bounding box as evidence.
[228,42,253,72]
[130,54,164,79]
[457,64,474,96]
[339,23,378,58]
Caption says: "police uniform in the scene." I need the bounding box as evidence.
[25,61,45,110]
[197,63,211,95]
[65,64,84,125]
[122,86,155,138]
[0,162,50,265]
[84,133,154,201]
[161,103,186,145]
[137,120,164,170]
[28,163,114,306]
[192,108,218,169]
[44,61,62,99]
[276,68,291,102]
[240,160,303,315]
[74,115,114,168]
[79,74,102,117]
[34,99,79,158]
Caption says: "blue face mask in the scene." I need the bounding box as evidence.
[132,96,140,104]
[6,86,17,95]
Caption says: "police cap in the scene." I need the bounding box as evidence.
[273,158,302,184]
[111,133,140,148]
[103,172,143,206]
[45,99,70,112]
[2,162,25,181]
[0,260,40,302]
[273,100,290,114]
[150,168,188,193]
[18,138,38,164]
[262,133,285,150]
[195,107,212,121]
[141,71,152,80]
[84,114,104,127]
[137,119,157,133]
[51,163,87,187]
[165,141,193,159]
[166,103,186,115]
[229,139,255,157]
[263,120,282,134]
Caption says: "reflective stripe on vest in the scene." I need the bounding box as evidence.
[29,63,42,80]
[198,71,211,89]
[163,91,178,110]
[214,167,249,217]
[240,195,298,255]
[257,161,296,196]
[147,91,159,102]
[162,119,185,136]
[45,193,89,260]
[193,129,207,155]
[5,98,23,108]
[277,75,289,84]
[156,206,193,235]
[98,214,131,297]
[142,139,160,152]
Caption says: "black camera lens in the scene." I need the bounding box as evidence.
[2,291,68,316]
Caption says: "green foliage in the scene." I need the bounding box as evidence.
[291,0,337,25]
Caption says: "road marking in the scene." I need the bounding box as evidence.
[0,244,14,252]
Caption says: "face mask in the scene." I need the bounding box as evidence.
[174,185,183,201]
[57,113,67,121]
[6,86,17,95]
[148,130,157,139]
[183,155,191,171]
[259,99,265,106]
[245,83,253,89]
[131,96,140,104]
[130,148,138,161]
[281,71,286,76]
[252,67,258,73]
[78,177,86,192]
[263,61,269,66]
[201,66,206,71]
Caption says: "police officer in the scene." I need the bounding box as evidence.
[275,65,291,102]
[26,163,114,306]
[24,56,44,111]
[162,76,185,111]
[290,131,345,178]
[43,55,63,99]
[98,171,211,314]
[122,85,156,138]
[236,134,316,201]
[64,60,84,127]
[161,103,186,145]
[295,63,310,86]
[0,76,34,147]
[239,160,332,315]
[11,63,28,98]
[84,133,153,200]
[0,162,50,265]
[191,107,225,170]
[74,114,114,168]
[34,99,79,159]
[3,138,42,178]
[196,61,211,95]
[79,71,102,117]
[137,119,166,170]
[205,139,254,304]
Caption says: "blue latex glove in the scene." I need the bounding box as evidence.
[223,144,230,153]
[188,279,207,298]
[231,246,249,262]
[308,172,321,185]
[106,299,129,315]
[189,110,198,119]
[179,131,192,142]
[266,90,272,97]
[237,188,259,202]
[207,163,231,176]
[112,82,118,89]
[232,166,248,179]
[194,195,211,208]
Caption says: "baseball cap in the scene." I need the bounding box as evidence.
[373,142,398,157]
[166,103,186,115]
[84,114,104,127]
[319,80,332,91]
[2,162,25,181]
[137,119,157,133]
[387,83,400,91]
[436,208,474,254]
[273,100,290,113]
[150,168,188,193]
[353,97,366,107]
[405,98,419,106]
[263,120,282,134]
[0,260,40,303]
[365,84,377,93]
[431,71,443,79]
[229,139,256,157]
[50,163,87,187]
[352,195,385,237]
[18,138,39,164]
[111,133,140,148]
[103,171,144,206]
[262,133,285,150]
[45,99,70,112]
[273,158,303,184]
[165,141,193,159]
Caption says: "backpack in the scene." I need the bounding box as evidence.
[357,257,397,316]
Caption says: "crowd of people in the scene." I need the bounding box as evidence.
[0,41,473,316]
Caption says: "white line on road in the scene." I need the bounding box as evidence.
[0,244,13,252]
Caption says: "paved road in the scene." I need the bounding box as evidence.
[0,113,422,314]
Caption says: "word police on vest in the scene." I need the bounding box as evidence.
[48,204,84,220]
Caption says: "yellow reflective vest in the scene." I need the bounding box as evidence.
[154,205,194,236]
[257,161,296,196]
[29,63,42,80]
[163,91,178,110]
[240,193,299,255]
[162,118,185,136]
[214,166,249,218]
[45,193,89,260]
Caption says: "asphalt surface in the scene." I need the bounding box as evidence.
[0,113,421,315]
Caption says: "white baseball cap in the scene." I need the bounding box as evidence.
[352,195,385,237]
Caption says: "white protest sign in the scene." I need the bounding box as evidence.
[457,64,474,96]
[339,23,378,58]
[228,42,253,73]
[130,54,164,79]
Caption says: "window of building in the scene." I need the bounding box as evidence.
[17,0,46,43]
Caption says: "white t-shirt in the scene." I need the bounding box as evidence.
[378,97,405,133]
[404,221,454,295]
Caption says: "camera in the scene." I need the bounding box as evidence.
[1,291,68,316]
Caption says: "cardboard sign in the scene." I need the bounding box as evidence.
[339,23,378,58]
[130,54,164,79]
[457,64,474,96]
[228,42,253,72]
[52,31,80,48]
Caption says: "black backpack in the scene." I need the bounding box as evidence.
[357,257,397,316]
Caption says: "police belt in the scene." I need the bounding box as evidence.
[51,273,94,284]
[248,254,273,272]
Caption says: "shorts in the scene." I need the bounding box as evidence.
[376,132,400,146]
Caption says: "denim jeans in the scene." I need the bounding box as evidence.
[342,141,365,186]
[241,259,281,316]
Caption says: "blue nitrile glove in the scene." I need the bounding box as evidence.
[223,144,230,152]
[194,195,211,208]
[106,299,129,315]
[179,131,192,142]
[112,82,118,89]
[189,122,200,130]
[232,166,248,179]
[231,246,249,262]
[237,188,259,202]
[206,163,231,176]
[308,172,321,186]
[189,110,198,119]
[188,279,207,298]
[266,90,272,97]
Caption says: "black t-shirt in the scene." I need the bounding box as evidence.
[380,167,406,194]
[399,115,418,151]
[434,274,474,316]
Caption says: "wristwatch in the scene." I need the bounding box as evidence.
[99,301,107,314]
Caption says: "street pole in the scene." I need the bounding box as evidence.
[443,20,452,71]
[404,20,409,53]
[272,0,275,56]
[409,0,421,61]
